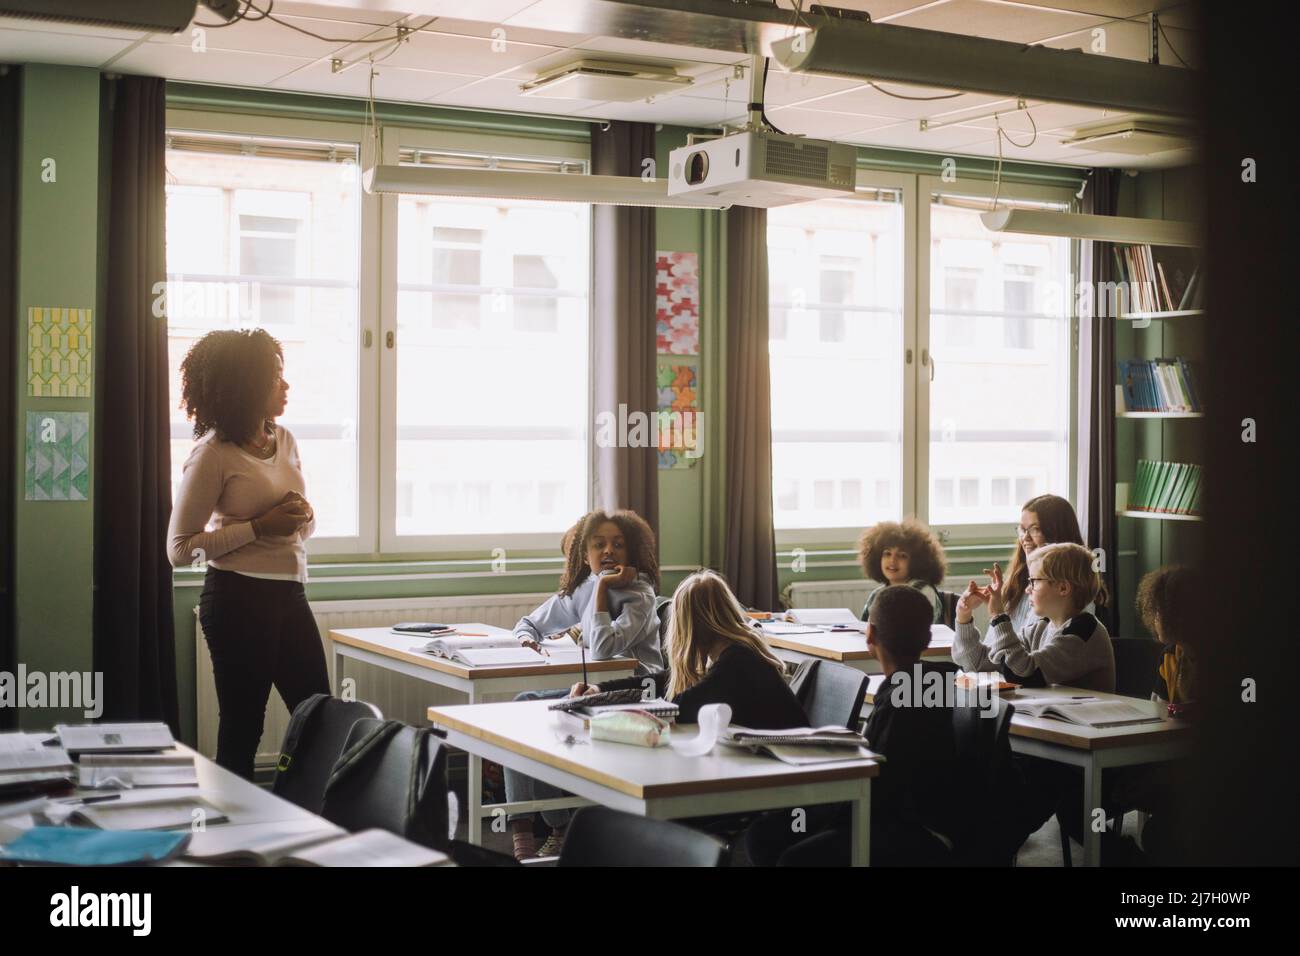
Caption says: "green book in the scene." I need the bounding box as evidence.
[1178,466,1203,515]
[1134,459,1155,510]
[1148,461,1176,512]
[1158,463,1187,513]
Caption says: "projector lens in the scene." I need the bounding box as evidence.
[685,151,709,185]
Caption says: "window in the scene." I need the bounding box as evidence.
[927,196,1072,528]
[164,131,362,544]
[767,193,905,531]
[393,175,590,539]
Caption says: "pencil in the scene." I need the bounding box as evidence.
[580,640,588,693]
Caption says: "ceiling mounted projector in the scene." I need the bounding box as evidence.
[520,59,691,101]
[0,0,207,32]
[667,129,857,208]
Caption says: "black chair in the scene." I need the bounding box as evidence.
[271,695,382,815]
[950,694,1018,865]
[655,595,672,643]
[557,806,726,867]
[938,589,961,629]
[320,718,451,852]
[793,659,870,730]
[1112,637,1163,699]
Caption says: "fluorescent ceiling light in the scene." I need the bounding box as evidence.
[520,60,692,101]
[981,208,1199,247]
[363,165,728,208]
[771,23,1195,117]
[1061,126,1195,155]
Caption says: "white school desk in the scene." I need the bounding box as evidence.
[427,699,882,866]
[0,742,348,866]
[864,676,1194,866]
[763,627,954,674]
[329,626,637,844]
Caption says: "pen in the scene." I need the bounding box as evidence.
[57,794,121,805]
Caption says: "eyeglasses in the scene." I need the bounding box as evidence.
[1016,525,1043,539]
[1026,577,1051,591]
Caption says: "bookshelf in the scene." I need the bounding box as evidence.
[1119,510,1203,523]
[1119,309,1204,322]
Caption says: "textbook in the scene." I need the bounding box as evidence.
[63,795,229,830]
[0,732,76,796]
[279,829,450,867]
[1011,697,1164,728]
[183,819,344,864]
[78,754,198,789]
[719,725,882,766]
[418,630,572,667]
[0,826,191,866]
[55,722,175,755]
[787,607,861,627]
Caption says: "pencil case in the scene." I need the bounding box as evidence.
[588,711,671,748]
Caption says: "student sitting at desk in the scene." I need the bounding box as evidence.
[952,542,1115,693]
[857,518,948,624]
[571,568,806,729]
[741,586,1027,866]
[504,509,663,860]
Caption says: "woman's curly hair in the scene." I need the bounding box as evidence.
[179,329,283,445]
[856,518,947,586]
[557,510,660,596]
[1136,565,1205,648]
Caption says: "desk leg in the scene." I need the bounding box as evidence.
[1082,758,1103,867]
[850,782,872,867]
[332,647,341,696]
[466,684,483,846]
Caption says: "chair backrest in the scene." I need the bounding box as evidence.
[949,695,1017,864]
[320,718,451,851]
[938,590,961,629]
[655,596,672,643]
[1112,637,1162,699]
[271,694,382,815]
[558,806,726,866]
[794,659,869,730]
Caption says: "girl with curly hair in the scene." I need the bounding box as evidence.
[503,509,664,859]
[857,518,948,624]
[166,328,327,780]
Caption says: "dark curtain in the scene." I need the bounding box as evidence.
[0,67,18,729]
[723,206,779,610]
[591,121,659,546]
[94,75,178,729]
[1077,169,1121,633]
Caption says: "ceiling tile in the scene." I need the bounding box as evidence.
[109,43,314,85]
[147,15,396,57]
[809,84,1001,120]
[572,34,750,65]
[957,101,1119,133]
[0,28,140,67]
[428,76,601,115]
[273,59,476,100]
[857,120,997,150]
[412,16,589,47]
[573,98,745,127]
[335,29,557,76]
[889,0,1109,43]
[765,107,885,138]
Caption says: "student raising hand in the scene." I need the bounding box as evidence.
[984,563,1005,614]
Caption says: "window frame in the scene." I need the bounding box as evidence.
[164,108,379,558]
[376,125,593,555]
[917,175,1081,545]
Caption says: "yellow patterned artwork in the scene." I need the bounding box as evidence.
[28,306,93,397]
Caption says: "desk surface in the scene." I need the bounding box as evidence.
[427,700,880,801]
[763,628,952,662]
[864,675,1192,751]
[330,626,637,680]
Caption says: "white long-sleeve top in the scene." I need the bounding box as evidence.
[166,425,314,583]
[512,572,663,674]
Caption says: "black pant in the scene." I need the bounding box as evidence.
[198,568,330,780]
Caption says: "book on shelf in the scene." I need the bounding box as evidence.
[1117,358,1202,413]
[1114,244,1200,313]
[1129,460,1203,515]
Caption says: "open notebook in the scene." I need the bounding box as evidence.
[185,822,448,867]
[418,632,579,667]
[1011,697,1165,728]
[719,725,882,766]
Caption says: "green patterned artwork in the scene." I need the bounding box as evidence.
[28,306,93,397]
[25,412,90,501]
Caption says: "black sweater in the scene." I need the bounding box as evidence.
[600,644,808,729]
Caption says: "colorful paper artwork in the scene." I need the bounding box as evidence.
[656,361,701,470]
[28,307,93,397]
[25,412,90,501]
[655,251,699,355]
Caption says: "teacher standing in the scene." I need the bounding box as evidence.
[167,328,329,780]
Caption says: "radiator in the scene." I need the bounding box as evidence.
[195,591,552,769]
[782,578,991,629]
